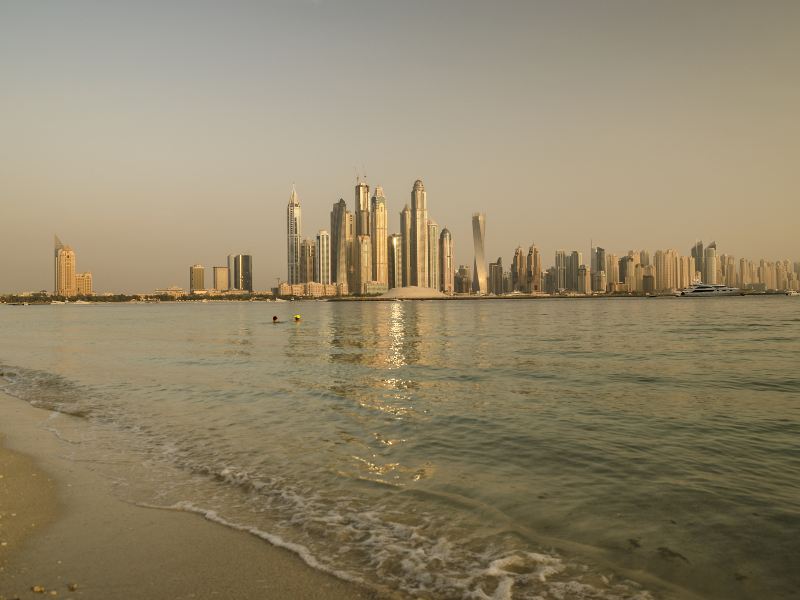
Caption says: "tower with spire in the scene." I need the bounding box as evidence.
[287,184,302,285]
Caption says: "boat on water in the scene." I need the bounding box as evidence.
[676,283,742,297]
[787,290,799,297]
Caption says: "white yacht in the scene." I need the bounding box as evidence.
[677,283,742,297]
[787,290,799,297]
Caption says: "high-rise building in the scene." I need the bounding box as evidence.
[228,254,253,292]
[577,265,590,294]
[410,180,429,287]
[346,212,356,291]
[427,220,439,290]
[703,246,718,284]
[471,213,487,294]
[316,230,331,285]
[439,228,454,294]
[189,264,205,293]
[75,272,93,296]
[455,265,472,294]
[299,238,316,283]
[567,251,583,291]
[356,177,371,239]
[355,235,372,294]
[691,241,705,282]
[606,254,619,290]
[512,246,525,291]
[330,199,349,285]
[592,247,606,291]
[54,235,77,297]
[287,185,302,285]
[371,187,388,286]
[388,234,403,289]
[400,204,412,287]
[488,258,503,295]
[456,271,468,293]
[554,250,567,291]
[213,266,229,291]
[527,245,542,292]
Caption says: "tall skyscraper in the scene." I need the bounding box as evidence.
[703,246,718,284]
[388,234,403,289]
[213,266,229,291]
[471,213,487,294]
[691,241,704,282]
[427,220,440,290]
[355,235,372,294]
[346,211,356,291]
[566,251,583,291]
[189,265,205,293]
[228,254,253,292]
[489,258,503,295]
[527,245,542,292]
[400,204,412,287]
[287,185,302,285]
[410,180,429,287]
[439,228,454,294]
[512,246,525,291]
[299,238,316,283]
[54,235,77,297]
[356,177,371,239]
[554,250,567,291]
[330,199,349,285]
[371,187,388,286]
[316,230,331,285]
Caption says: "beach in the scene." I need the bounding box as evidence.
[0,392,383,600]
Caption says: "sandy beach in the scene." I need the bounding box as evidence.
[0,392,385,600]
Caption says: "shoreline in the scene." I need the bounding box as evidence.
[0,392,385,600]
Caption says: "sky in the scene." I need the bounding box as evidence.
[1,0,798,293]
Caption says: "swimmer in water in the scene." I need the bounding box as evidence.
[293,314,301,322]
[272,316,278,324]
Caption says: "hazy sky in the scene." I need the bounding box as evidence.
[2,0,798,293]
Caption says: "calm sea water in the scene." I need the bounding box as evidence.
[1,298,798,599]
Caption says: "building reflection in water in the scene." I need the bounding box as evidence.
[323,301,433,487]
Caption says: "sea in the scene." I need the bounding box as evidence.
[1,297,798,600]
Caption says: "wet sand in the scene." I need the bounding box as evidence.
[0,392,385,600]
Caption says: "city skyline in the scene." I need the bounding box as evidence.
[2,2,799,293]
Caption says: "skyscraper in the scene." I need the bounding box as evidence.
[512,246,525,291]
[554,250,567,291]
[299,238,316,283]
[330,199,349,285]
[471,213,487,294]
[427,219,439,290]
[400,204,412,287]
[189,265,205,293]
[566,251,583,291]
[489,257,503,295]
[346,211,356,291]
[287,185,302,285]
[703,246,718,284]
[691,241,704,282]
[316,230,331,285]
[527,245,542,292]
[371,187,388,286]
[410,180,428,287]
[213,266,229,291]
[54,235,77,297]
[439,228,454,294]
[229,254,253,292]
[387,234,403,289]
[355,235,372,294]
[356,177,371,239]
